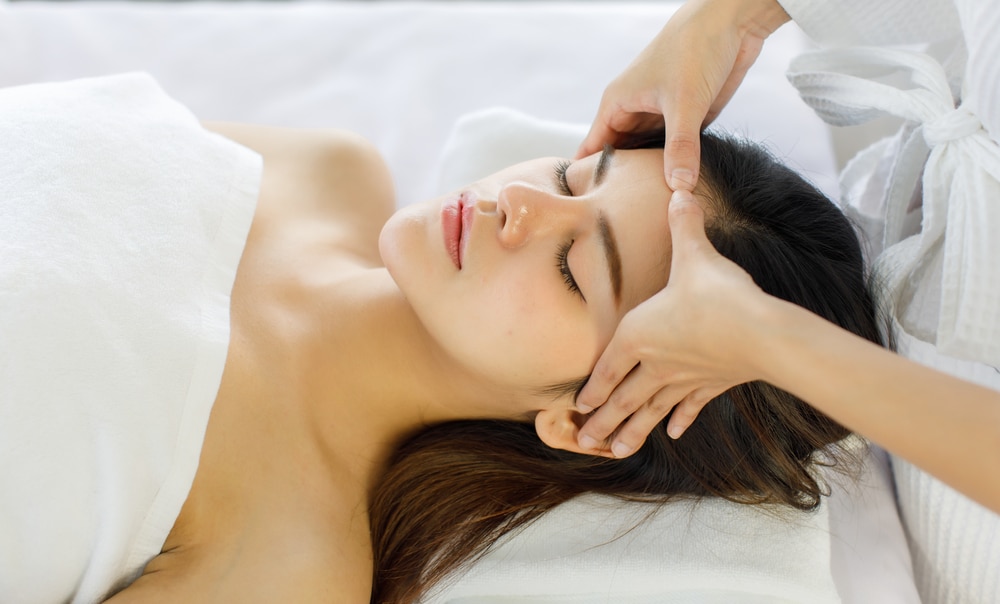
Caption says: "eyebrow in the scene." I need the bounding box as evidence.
[598,211,623,306]
[594,144,615,187]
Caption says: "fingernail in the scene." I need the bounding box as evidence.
[579,435,598,450]
[667,424,685,439]
[576,401,594,414]
[611,441,632,458]
[669,169,694,191]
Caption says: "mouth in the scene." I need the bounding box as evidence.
[442,192,472,269]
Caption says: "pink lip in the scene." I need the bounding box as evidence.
[442,192,477,269]
[441,195,464,269]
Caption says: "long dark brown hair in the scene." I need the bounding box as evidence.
[369,131,882,603]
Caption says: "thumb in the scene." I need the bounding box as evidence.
[668,190,712,260]
[662,112,703,191]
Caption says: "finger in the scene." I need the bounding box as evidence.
[666,387,721,439]
[576,119,617,160]
[608,385,688,458]
[662,126,701,191]
[576,97,635,159]
[667,189,714,262]
[578,109,665,159]
[660,97,706,191]
[577,364,667,449]
[574,326,642,414]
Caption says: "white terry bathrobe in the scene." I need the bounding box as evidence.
[779,0,1000,601]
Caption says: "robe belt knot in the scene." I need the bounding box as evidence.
[924,106,982,147]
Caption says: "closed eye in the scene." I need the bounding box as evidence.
[556,239,585,302]
[553,160,573,196]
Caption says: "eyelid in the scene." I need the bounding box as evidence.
[553,159,573,196]
[556,239,585,302]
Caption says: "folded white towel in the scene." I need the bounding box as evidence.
[425,493,838,603]
[0,73,261,603]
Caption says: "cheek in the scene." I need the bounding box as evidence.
[465,271,600,385]
[381,215,601,389]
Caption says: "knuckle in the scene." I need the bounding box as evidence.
[674,399,705,422]
[672,406,695,423]
[648,363,673,382]
[664,133,699,158]
[615,428,648,452]
[593,362,620,385]
[608,392,641,414]
[582,420,614,443]
[692,388,719,408]
[648,392,675,414]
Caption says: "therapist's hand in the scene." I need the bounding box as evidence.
[576,0,789,191]
[575,190,772,457]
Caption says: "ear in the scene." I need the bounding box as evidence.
[534,407,617,458]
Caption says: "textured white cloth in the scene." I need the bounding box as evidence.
[778,0,961,47]
[779,0,1000,602]
[0,73,261,603]
[426,452,920,604]
[788,45,1000,371]
[426,494,840,604]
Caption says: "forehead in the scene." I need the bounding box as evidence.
[596,148,672,313]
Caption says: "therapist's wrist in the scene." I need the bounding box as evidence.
[741,292,808,385]
[721,0,791,37]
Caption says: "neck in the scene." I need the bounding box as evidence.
[140,267,536,597]
[302,267,525,491]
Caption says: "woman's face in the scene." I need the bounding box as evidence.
[379,147,673,404]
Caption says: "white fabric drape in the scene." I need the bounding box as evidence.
[789,46,1000,368]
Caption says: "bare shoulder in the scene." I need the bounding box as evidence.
[104,530,372,604]
[203,122,396,263]
[104,568,369,604]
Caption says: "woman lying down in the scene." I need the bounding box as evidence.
[0,73,880,604]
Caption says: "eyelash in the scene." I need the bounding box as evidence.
[552,161,583,301]
[553,159,573,196]
[556,240,585,301]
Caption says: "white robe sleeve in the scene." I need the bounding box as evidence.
[955,0,1000,145]
[777,0,960,47]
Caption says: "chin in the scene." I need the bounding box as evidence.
[377,219,397,274]
[377,209,416,282]
[378,209,440,319]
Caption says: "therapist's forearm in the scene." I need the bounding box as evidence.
[754,299,1000,514]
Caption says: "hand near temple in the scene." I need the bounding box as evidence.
[575,190,768,457]
[575,0,789,190]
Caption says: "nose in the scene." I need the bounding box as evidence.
[495,181,589,249]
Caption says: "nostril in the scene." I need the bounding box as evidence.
[498,208,507,229]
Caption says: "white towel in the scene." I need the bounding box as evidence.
[0,73,261,603]
[424,492,839,603]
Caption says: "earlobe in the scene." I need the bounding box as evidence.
[534,408,616,458]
